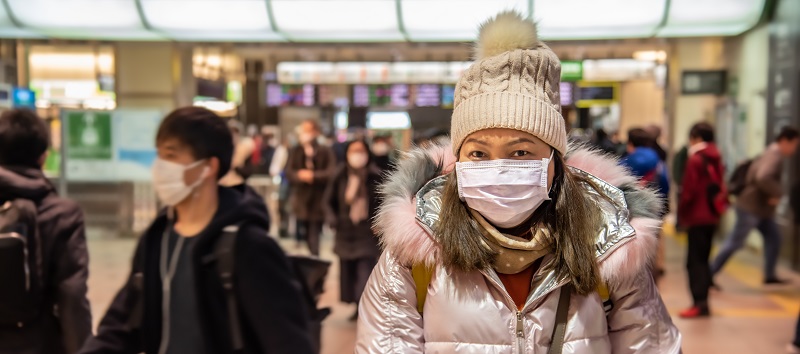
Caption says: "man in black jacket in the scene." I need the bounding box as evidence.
[80,107,313,354]
[0,109,92,354]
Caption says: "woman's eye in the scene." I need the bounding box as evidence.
[511,150,529,157]
[469,151,487,159]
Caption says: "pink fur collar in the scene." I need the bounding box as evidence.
[374,142,660,284]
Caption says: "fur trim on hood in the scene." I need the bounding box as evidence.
[374,140,662,285]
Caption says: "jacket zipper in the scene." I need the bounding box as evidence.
[516,311,524,354]
[481,270,526,353]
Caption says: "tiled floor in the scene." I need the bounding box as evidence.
[86,229,800,353]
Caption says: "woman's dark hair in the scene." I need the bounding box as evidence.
[776,126,800,142]
[627,128,653,148]
[689,122,715,142]
[0,109,50,167]
[435,152,604,295]
[345,139,373,167]
[156,107,233,179]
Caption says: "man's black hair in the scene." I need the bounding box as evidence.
[0,108,50,167]
[627,128,653,148]
[776,126,800,142]
[689,122,715,143]
[156,107,233,179]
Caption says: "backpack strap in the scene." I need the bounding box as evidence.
[548,283,573,354]
[410,263,434,314]
[596,282,613,314]
[215,224,244,352]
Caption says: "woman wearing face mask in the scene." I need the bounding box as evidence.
[323,140,383,321]
[356,12,681,354]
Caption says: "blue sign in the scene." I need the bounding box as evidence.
[13,88,36,109]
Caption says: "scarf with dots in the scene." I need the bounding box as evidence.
[469,209,552,274]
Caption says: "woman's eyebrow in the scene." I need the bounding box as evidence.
[464,138,490,146]
[507,138,537,146]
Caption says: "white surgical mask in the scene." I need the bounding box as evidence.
[455,152,553,228]
[347,152,369,169]
[372,142,390,156]
[152,158,209,206]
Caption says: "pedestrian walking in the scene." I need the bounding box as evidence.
[0,109,92,354]
[81,107,313,354]
[285,120,337,256]
[711,126,800,284]
[323,139,382,321]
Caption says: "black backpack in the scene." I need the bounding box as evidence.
[728,158,755,196]
[214,226,330,354]
[0,199,44,327]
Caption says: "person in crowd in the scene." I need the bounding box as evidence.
[621,128,670,202]
[80,107,313,354]
[645,124,668,162]
[356,12,681,353]
[286,120,337,256]
[0,109,92,354]
[270,137,291,238]
[711,126,800,285]
[323,139,382,321]
[370,135,394,172]
[677,123,726,318]
[593,128,626,156]
[621,127,670,278]
[252,128,277,177]
[219,120,256,187]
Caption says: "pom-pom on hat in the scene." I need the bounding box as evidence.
[451,11,566,155]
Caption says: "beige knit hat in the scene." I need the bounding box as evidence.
[451,11,566,155]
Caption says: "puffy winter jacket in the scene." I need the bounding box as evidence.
[356,143,682,354]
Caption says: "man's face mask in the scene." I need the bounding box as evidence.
[152,158,209,206]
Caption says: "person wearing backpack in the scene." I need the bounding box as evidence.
[80,107,313,354]
[355,12,681,354]
[711,126,800,285]
[0,109,92,354]
[677,123,727,318]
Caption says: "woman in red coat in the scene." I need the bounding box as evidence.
[678,122,727,318]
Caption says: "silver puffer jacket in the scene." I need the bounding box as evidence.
[356,142,682,353]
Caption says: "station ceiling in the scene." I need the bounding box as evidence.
[0,0,768,42]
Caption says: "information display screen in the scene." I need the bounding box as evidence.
[441,85,455,108]
[390,84,410,107]
[577,86,615,101]
[353,85,392,107]
[267,84,315,107]
[414,84,440,107]
[559,82,573,106]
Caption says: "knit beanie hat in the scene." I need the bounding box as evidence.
[451,11,566,156]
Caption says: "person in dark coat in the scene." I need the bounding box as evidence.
[323,140,382,321]
[0,109,92,354]
[285,120,337,256]
[80,107,313,354]
[677,123,726,318]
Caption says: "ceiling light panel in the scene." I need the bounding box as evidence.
[401,0,528,42]
[7,0,160,40]
[141,0,283,41]
[0,5,41,38]
[271,0,403,41]
[658,0,766,37]
[535,0,664,40]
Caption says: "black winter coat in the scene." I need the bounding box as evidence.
[0,166,92,354]
[323,165,382,260]
[80,185,314,354]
